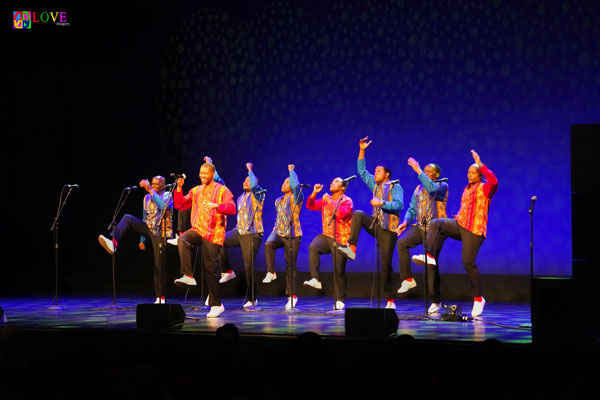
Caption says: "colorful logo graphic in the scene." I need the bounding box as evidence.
[12,10,69,29]
[13,11,31,29]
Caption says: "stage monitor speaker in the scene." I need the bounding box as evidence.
[531,277,573,344]
[345,308,399,337]
[136,304,186,330]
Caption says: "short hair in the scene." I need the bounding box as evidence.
[200,162,215,172]
[427,163,441,175]
[470,163,483,176]
[153,175,166,184]
[381,165,392,178]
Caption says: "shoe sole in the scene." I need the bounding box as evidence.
[303,282,322,290]
[98,236,114,255]
[174,281,196,287]
[397,283,417,293]
[219,275,236,284]
[337,248,355,260]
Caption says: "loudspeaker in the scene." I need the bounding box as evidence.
[345,308,399,337]
[531,277,573,344]
[136,304,186,330]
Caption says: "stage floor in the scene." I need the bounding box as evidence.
[1,295,532,344]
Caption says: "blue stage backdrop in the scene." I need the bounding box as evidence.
[156,0,599,277]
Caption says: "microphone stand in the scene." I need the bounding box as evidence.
[285,188,303,313]
[369,185,384,309]
[48,185,76,310]
[521,198,535,328]
[245,191,263,310]
[155,183,176,303]
[421,181,443,316]
[327,185,349,311]
[104,187,134,309]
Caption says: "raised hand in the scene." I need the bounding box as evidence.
[176,177,185,190]
[407,157,422,174]
[139,179,151,191]
[312,183,324,195]
[246,162,253,172]
[359,136,372,150]
[288,164,295,171]
[471,150,482,166]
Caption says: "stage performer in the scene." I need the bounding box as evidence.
[413,149,498,317]
[263,164,304,310]
[173,158,236,318]
[305,177,354,310]
[395,158,448,314]
[98,176,173,304]
[218,162,266,308]
[337,136,404,309]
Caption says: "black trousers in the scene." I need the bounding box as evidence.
[219,229,263,302]
[264,232,301,296]
[309,234,348,301]
[347,210,398,298]
[397,224,441,303]
[112,214,166,298]
[178,228,222,307]
[424,218,485,298]
[176,207,191,233]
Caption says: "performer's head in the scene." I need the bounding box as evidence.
[330,177,345,193]
[467,164,483,184]
[199,163,216,185]
[151,176,166,193]
[374,165,391,184]
[281,177,292,194]
[424,164,441,181]
[243,175,258,192]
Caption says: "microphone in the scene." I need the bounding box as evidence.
[342,175,356,183]
[385,179,400,186]
[124,186,138,191]
[170,173,187,179]
[433,178,448,183]
[165,183,177,188]
[64,184,79,188]
[299,183,311,188]
[529,196,537,214]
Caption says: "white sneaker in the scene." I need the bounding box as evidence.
[385,300,396,309]
[428,302,442,314]
[337,244,356,260]
[154,297,165,304]
[174,275,197,287]
[303,278,322,290]
[397,279,417,293]
[207,304,225,318]
[471,297,486,317]
[243,300,258,308]
[167,235,179,246]
[219,270,236,283]
[262,272,277,283]
[333,301,345,310]
[412,254,437,266]
[98,235,115,254]
[285,296,298,310]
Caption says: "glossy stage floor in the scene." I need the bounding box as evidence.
[1,295,531,344]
